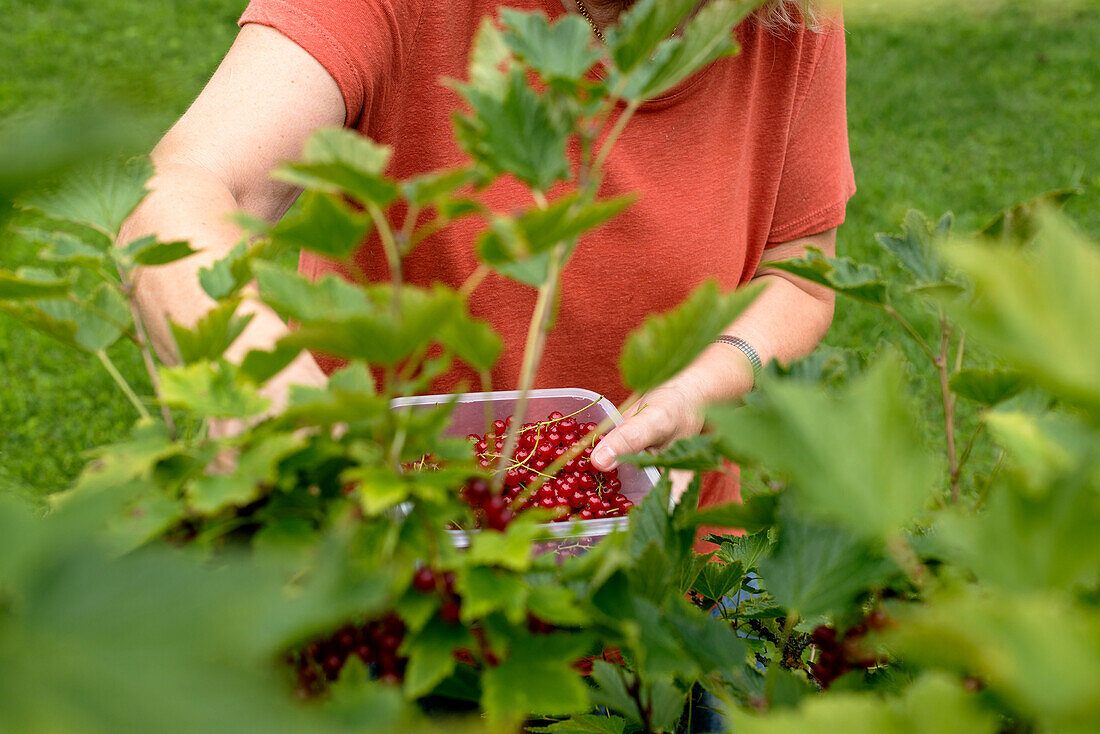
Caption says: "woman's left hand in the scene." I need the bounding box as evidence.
[590,381,706,473]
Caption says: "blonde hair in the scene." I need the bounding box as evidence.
[755,1,826,32]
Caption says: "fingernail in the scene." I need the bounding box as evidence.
[592,445,617,470]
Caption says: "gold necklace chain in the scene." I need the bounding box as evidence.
[574,0,605,43]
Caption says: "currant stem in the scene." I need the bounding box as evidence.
[367,201,403,318]
[764,612,798,706]
[936,317,960,504]
[96,349,151,421]
[589,99,641,192]
[882,304,937,363]
[521,391,639,501]
[118,267,177,439]
[459,264,490,301]
[491,242,563,493]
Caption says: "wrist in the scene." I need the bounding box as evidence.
[665,342,753,408]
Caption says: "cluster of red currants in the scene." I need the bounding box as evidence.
[463,410,634,530]
[809,608,892,688]
[411,565,462,624]
[292,613,407,696]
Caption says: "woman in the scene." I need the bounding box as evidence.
[121,0,854,507]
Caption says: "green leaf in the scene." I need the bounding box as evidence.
[275,128,396,205]
[527,585,588,627]
[481,633,591,719]
[238,343,302,384]
[401,617,473,699]
[692,558,744,603]
[709,355,936,539]
[465,518,542,572]
[614,0,750,101]
[465,17,511,98]
[983,410,1099,490]
[949,368,1029,406]
[759,509,897,619]
[0,301,77,346]
[253,262,370,322]
[935,468,1100,593]
[648,677,690,733]
[893,591,1100,730]
[679,494,779,534]
[198,242,250,300]
[528,713,626,734]
[186,433,304,514]
[437,309,502,372]
[709,529,772,571]
[729,673,998,734]
[21,157,152,237]
[768,247,888,305]
[980,187,1081,242]
[605,0,697,74]
[456,565,528,623]
[30,281,132,352]
[17,227,107,267]
[453,66,573,192]
[170,299,253,365]
[268,190,372,259]
[942,213,1100,417]
[400,167,475,207]
[159,360,270,418]
[0,495,369,734]
[477,195,635,280]
[875,209,950,284]
[106,490,186,553]
[74,421,181,493]
[500,10,601,83]
[620,279,761,393]
[121,235,197,266]
[619,434,728,471]
[328,361,376,394]
[589,660,643,724]
[343,465,412,515]
[278,285,457,366]
[0,268,72,300]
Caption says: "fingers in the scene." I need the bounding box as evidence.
[591,401,676,472]
[669,469,694,506]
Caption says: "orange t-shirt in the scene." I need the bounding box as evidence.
[239,0,856,507]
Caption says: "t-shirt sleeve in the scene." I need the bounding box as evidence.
[766,21,857,245]
[238,0,421,128]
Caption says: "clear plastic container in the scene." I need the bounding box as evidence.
[390,388,660,557]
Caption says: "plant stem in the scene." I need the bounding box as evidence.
[521,395,637,501]
[118,271,178,439]
[973,448,1005,511]
[96,349,151,421]
[459,264,490,301]
[956,421,985,474]
[409,217,448,248]
[67,294,140,346]
[764,612,797,705]
[367,202,402,317]
[618,667,653,734]
[886,532,929,592]
[936,318,961,503]
[398,203,420,255]
[589,99,641,194]
[492,240,564,492]
[882,304,937,362]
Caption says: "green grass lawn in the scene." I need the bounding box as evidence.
[1,0,1097,496]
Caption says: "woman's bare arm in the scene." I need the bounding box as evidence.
[119,23,347,409]
[591,228,838,471]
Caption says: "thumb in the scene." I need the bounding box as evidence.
[591,404,673,472]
